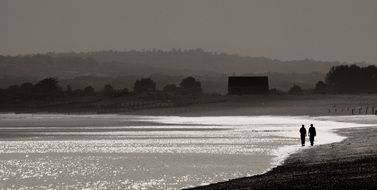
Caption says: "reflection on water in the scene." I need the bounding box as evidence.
[0,114,370,189]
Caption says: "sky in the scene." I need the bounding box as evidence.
[0,0,376,63]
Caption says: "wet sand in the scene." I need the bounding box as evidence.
[188,127,377,189]
[3,95,377,117]
[130,95,377,117]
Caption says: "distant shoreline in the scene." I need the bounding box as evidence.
[2,94,377,117]
[187,126,377,189]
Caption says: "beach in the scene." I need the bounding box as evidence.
[1,96,377,189]
[0,113,369,189]
[132,95,377,189]
[188,126,377,189]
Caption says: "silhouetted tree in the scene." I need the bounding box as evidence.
[134,78,156,94]
[83,86,95,95]
[0,89,5,104]
[6,85,22,103]
[34,78,61,100]
[180,77,202,95]
[35,78,60,93]
[325,64,377,93]
[289,85,303,95]
[103,84,115,97]
[314,81,327,94]
[18,82,35,101]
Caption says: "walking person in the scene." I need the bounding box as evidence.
[309,124,316,146]
[299,125,306,146]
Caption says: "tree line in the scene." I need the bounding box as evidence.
[289,64,377,94]
[2,64,377,104]
[0,76,202,105]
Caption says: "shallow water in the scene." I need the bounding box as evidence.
[0,114,371,189]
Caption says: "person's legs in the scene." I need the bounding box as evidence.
[310,136,314,146]
[301,135,305,146]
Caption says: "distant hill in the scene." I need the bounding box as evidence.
[0,54,214,79]
[48,49,365,74]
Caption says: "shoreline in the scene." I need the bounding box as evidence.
[187,126,377,189]
[2,96,377,189]
[3,94,377,117]
[2,113,372,189]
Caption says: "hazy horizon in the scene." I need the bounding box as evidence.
[1,0,376,63]
[0,48,373,64]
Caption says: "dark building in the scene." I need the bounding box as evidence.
[228,76,269,95]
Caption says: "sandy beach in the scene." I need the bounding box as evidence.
[188,126,377,189]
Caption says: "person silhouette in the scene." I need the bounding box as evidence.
[299,125,306,146]
[309,124,316,146]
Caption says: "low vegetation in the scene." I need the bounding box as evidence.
[0,76,223,113]
[1,64,377,112]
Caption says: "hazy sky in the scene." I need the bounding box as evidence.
[1,0,376,63]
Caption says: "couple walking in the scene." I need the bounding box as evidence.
[300,124,316,146]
